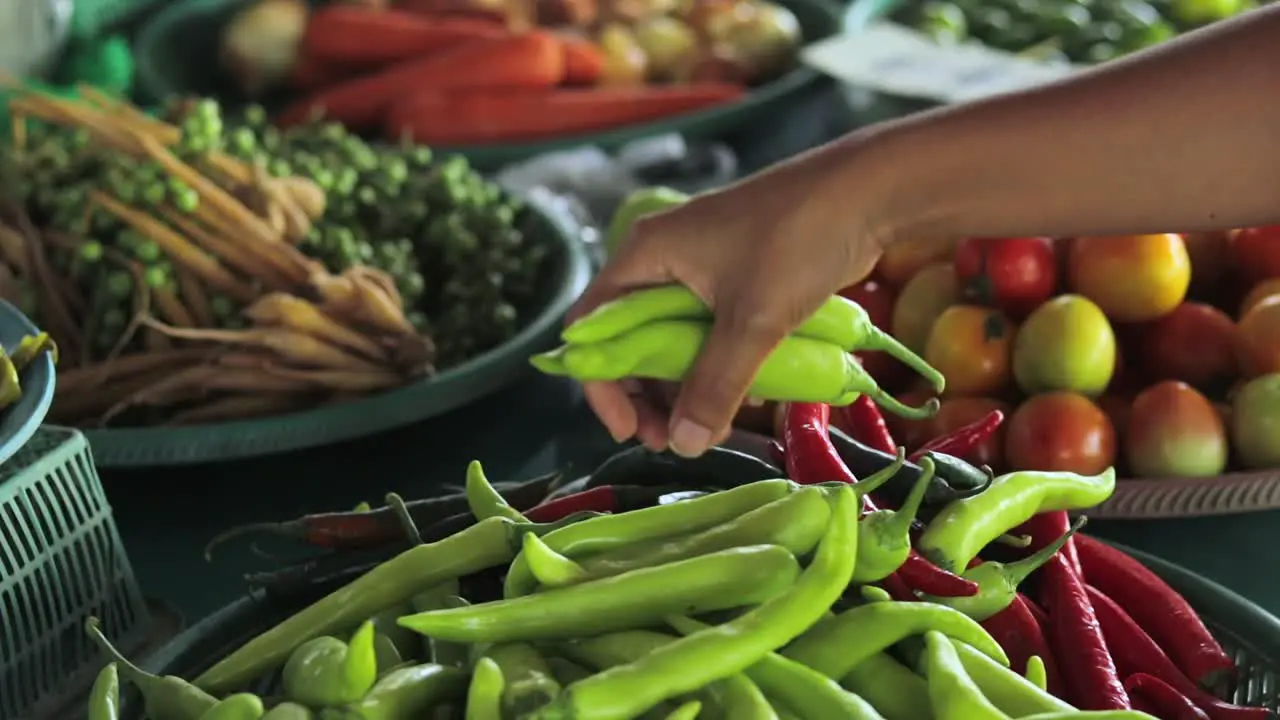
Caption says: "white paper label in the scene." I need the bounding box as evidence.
[801,22,1082,103]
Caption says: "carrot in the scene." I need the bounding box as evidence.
[385,83,745,144]
[277,32,565,130]
[559,36,604,86]
[303,5,507,68]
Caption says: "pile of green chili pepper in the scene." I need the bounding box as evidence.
[86,449,1217,720]
[530,287,944,419]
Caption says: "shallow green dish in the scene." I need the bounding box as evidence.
[82,193,592,467]
[119,541,1280,716]
[133,0,844,170]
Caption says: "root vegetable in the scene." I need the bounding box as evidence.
[153,286,199,328]
[246,293,388,361]
[142,318,388,374]
[177,270,216,327]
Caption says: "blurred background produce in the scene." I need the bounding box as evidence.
[892,0,1265,63]
[210,0,805,145]
[3,89,551,428]
[838,225,1280,479]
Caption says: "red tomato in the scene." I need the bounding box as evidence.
[841,279,911,392]
[1141,302,1237,393]
[953,237,1058,318]
[1005,392,1116,474]
[1232,226,1280,283]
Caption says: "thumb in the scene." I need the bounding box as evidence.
[668,308,788,458]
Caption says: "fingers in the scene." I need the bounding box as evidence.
[668,310,788,458]
[582,380,670,449]
[567,221,670,325]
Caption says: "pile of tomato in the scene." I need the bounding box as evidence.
[845,226,1280,479]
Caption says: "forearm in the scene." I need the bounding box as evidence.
[847,5,1280,243]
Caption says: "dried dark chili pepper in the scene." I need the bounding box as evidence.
[204,471,561,559]
[1089,586,1266,720]
[1077,535,1235,692]
[827,427,980,505]
[783,402,978,598]
[1041,553,1129,710]
[523,486,684,523]
[834,395,898,455]
[909,409,1005,462]
[1125,674,1211,720]
[979,593,1061,694]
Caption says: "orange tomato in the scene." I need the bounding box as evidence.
[1068,234,1191,322]
[877,237,955,288]
[924,305,1016,397]
[919,396,1011,470]
[1141,302,1236,393]
[891,263,959,355]
[1240,278,1280,318]
[1236,295,1280,377]
[1005,392,1116,474]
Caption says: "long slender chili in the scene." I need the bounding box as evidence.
[980,594,1061,695]
[835,396,898,455]
[524,487,619,522]
[1076,535,1235,691]
[1041,553,1129,710]
[1124,674,1212,720]
[909,409,1004,462]
[782,402,978,598]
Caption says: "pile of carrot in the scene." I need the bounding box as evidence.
[280,5,747,145]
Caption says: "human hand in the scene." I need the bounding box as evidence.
[571,145,895,457]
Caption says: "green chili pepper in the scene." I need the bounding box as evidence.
[465,460,528,522]
[1024,656,1048,692]
[374,633,405,675]
[483,643,561,715]
[523,532,591,588]
[465,657,504,720]
[261,702,313,720]
[663,700,702,720]
[556,630,777,720]
[196,516,580,694]
[577,488,830,583]
[411,580,469,668]
[559,286,945,392]
[370,603,422,662]
[841,653,935,720]
[853,456,936,582]
[530,485,860,720]
[924,517,1084,620]
[198,694,265,720]
[859,585,894,604]
[86,617,217,720]
[88,662,120,720]
[400,544,801,644]
[11,332,57,368]
[337,663,468,720]
[282,620,378,706]
[503,480,797,598]
[0,353,22,409]
[781,597,1008,680]
[921,631,1005,719]
[668,616,884,720]
[918,467,1116,572]
[949,639,1074,716]
[545,657,593,686]
[536,321,939,418]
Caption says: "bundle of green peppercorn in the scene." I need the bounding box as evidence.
[2,89,549,427]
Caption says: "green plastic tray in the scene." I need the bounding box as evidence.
[113,542,1280,716]
[81,193,592,468]
[132,0,845,170]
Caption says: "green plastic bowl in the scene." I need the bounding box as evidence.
[81,192,592,467]
[133,0,845,169]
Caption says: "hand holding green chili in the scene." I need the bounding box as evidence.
[86,617,218,720]
[465,657,504,720]
[922,631,1007,720]
[88,662,120,720]
[918,468,1116,572]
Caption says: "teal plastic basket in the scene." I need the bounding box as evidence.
[0,426,151,718]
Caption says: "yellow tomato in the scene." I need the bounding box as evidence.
[1069,234,1191,322]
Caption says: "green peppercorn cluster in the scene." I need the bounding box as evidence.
[9,97,549,369]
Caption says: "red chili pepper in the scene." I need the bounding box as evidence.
[1088,586,1265,720]
[783,402,978,598]
[1076,534,1236,691]
[834,395,898,455]
[1014,511,1081,575]
[1042,553,1129,710]
[1125,675,1212,720]
[766,439,787,470]
[909,408,1004,462]
[524,486,619,522]
[881,572,917,602]
[980,593,1062,694]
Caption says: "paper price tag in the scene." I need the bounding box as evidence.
[801,22,1080,103]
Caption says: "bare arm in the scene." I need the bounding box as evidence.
[839,4,1280,244]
